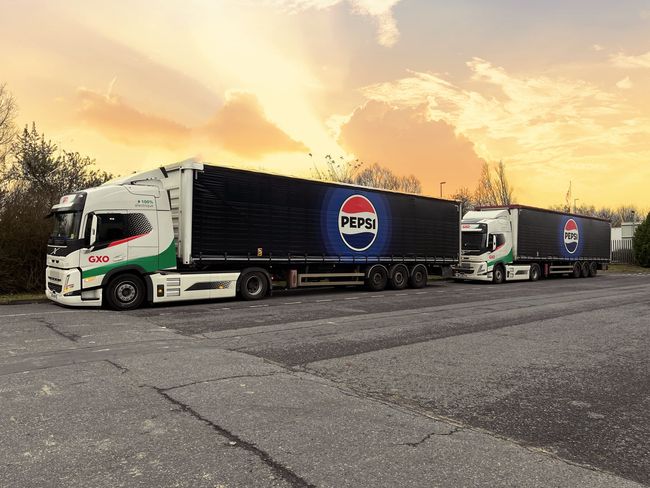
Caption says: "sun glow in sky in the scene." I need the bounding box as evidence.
[2,0,650,207]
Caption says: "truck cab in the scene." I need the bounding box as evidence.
[453,209,534,283]
[46,183,176,308]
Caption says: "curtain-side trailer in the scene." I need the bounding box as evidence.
[452,205,611,283]
[46,161,461,310]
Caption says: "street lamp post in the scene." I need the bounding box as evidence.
[440,181,446,198]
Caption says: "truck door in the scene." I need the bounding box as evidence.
[82,213,130,279]
[126,210,158,267]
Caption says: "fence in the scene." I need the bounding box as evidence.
[611,239,635,264]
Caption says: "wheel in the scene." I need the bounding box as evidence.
[571,262,581,278]
[580,261,589,278]
[388,264,409,290]
[408,264,428,289]
[492,264,505,284]
[106,273,145,310]
[239,270,268,300]
[588,262,598,277]
[365,265,388,292]
[529,263,541,281]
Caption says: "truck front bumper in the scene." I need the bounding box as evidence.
[451,262,492,282]
[46,267,103,307]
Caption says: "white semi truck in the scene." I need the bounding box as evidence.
[46,161,460,310]
[452,205,610,283]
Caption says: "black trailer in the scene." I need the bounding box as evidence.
[188,165,461,290]
[512,205,611,262]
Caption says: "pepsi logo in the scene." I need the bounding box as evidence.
[339,195,378,251]
[563,219,579,254]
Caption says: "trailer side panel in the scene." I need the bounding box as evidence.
[191,165,460,263]
[516,208,610,261]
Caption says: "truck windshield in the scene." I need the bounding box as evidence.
[51,211,82,241]
[462,232,487,254]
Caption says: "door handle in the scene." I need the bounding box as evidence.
[114,255,125,262]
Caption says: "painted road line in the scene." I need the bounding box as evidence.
[283,301,302,305]
[316,299,333,303]
[0,310,81,318]
[248,304,268,308]
[344,297,360,300]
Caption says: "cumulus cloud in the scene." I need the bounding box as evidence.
[203,90,308,158]
[360,58,647,171]
[339,100,484,193]
[616,77,633,89]
[356,58,650,205]
[77,88,308,157]
[77,88,190,149]
[269,0,402,46]
[611,50,650,68]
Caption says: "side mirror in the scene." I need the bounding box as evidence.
[491,235,497,251]
[89,214,98,247]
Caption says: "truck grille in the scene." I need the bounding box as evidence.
[48,282,62,293]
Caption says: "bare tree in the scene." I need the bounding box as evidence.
[354,163,421,194]
[311,155,422,194]
[474,162,497,206]
[450,186,476,211]
[474,161,514,206]
[493,160,514,205]
[311,154,361,184]
[0,83,17,167]
[548,203,645,227]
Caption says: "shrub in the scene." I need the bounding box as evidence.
[633,212,650,267]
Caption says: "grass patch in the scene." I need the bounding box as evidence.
[605,263,650,274]
[0,293,47,305]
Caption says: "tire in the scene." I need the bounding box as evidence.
[492,264,505,284]
[365,265,388,292]
[105,273,145,311]
[529,263,541,281]
[588,261,598,277]
[580,261,589,278]
[388,264,409,290]
[571,262,581,278]
[239,270,269,300]
[408,264,428,289]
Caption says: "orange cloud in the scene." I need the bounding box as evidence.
[77,89,190,149]
[339,100,484,195]
[76,88,307,157]
[202,91,308,158]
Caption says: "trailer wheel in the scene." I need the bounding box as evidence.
[492,264,505,284]
[588,261,598,277]
[365,265,388,292]
[408,265,428,289]
[105,273,145,310]
[571,262,581,278]
[239,270,268,300]
[580,261,590,278]
[529,263,541,281]
[389,264,409,290]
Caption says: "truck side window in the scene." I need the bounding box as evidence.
[495,234,506,248]
[96,214,126,244]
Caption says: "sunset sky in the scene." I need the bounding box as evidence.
[1,0,649,207]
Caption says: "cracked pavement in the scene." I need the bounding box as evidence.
[1,273,648,487]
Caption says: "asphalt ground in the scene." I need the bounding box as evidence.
[1,273,648,487]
